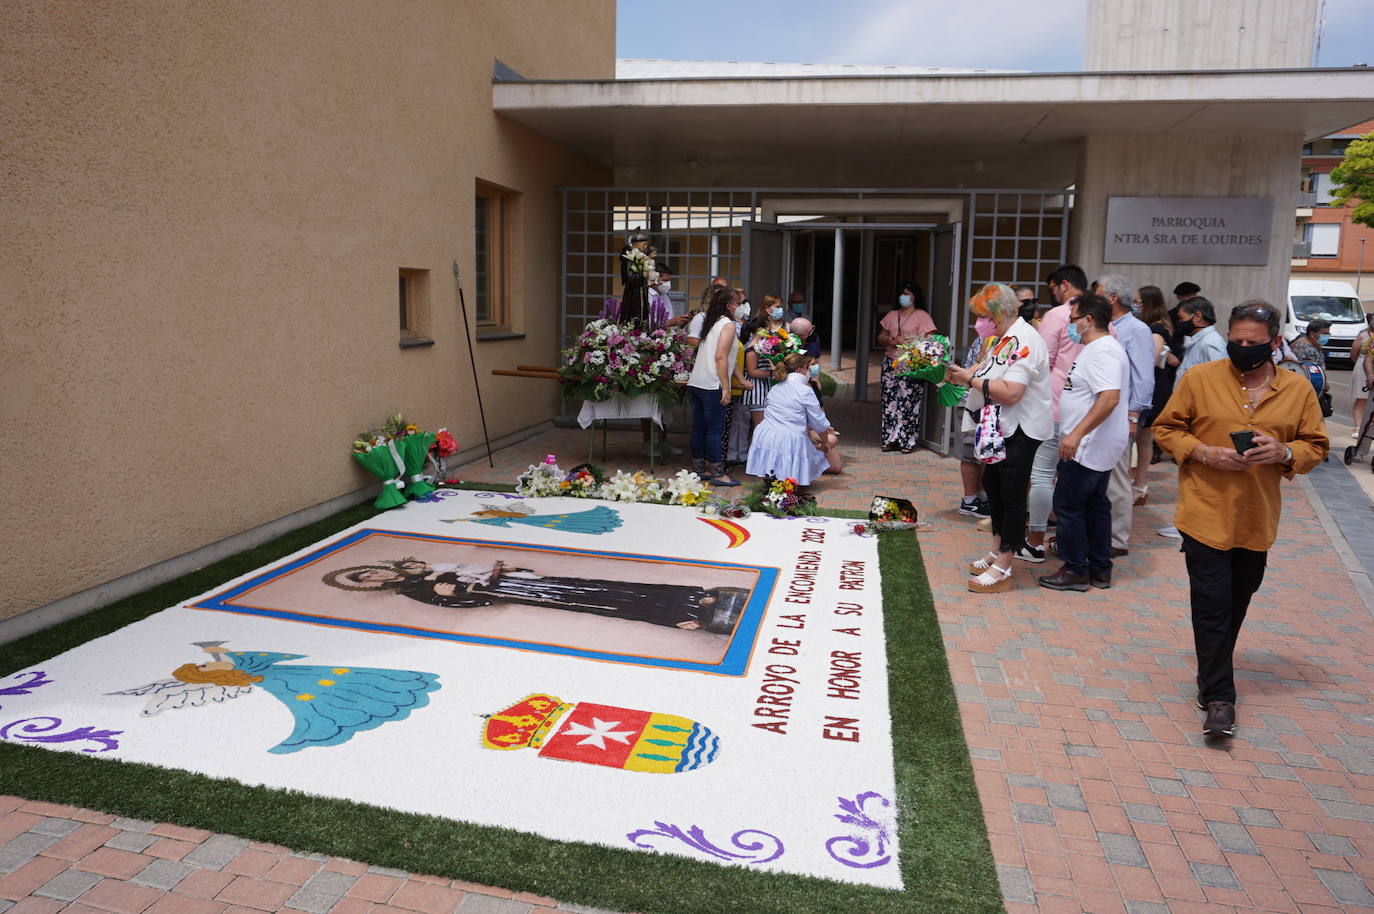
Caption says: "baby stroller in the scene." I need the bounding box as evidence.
[1345,381,1374,473]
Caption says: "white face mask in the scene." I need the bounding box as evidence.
[658,281,671,292]
[734,305,750,321]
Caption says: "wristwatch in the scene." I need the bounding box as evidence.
[1281,443,1294,465]
[1127,416,1139,424]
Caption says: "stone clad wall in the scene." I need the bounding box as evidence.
[1072,133,1304,312]
[1,0,613,622]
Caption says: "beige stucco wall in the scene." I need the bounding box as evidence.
[1,0,614,621]
[1086,0,1318,71]
[1072,134,1304,311]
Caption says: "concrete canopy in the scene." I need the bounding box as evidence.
[493,68,1374,188]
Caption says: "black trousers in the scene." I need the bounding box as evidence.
[983,428,1042,554]
[1052,459,1113,576]
[1181,533,1267,705]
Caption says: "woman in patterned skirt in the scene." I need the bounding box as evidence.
[877,281,937,453]
[743,294,788,428]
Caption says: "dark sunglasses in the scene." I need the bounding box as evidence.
[1231,304,1275,320]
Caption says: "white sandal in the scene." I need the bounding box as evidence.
[968,563,1015,593]
[968,552,999,575]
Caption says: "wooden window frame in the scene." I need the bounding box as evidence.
[475,182,514,332]
[399,267,433,346]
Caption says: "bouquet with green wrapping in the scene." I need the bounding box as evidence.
[892,333,967,407]
[351,413,447,509]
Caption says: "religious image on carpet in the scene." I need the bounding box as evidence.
[0,490,904,888]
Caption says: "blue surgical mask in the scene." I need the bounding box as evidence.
[1130,301,1141,316]
[808,363,821,378]
[790,303,806,316]
[1318,333,1331,346]
[898,294,914,308]
[1067,320,1083,345]
[769,307,784,320]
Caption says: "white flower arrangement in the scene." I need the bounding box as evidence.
[515,463,565,497]
[513,464,707,508]
[665,469,709,506]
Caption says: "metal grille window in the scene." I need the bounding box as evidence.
[561,189,760,344]
[967,191,1074,303]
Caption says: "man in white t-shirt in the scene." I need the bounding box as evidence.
[1039,293,1130,593]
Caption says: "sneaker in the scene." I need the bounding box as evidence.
[1014,543,1045,563]
[1202,700,1236,737]
[1157,526,1181,539]
[958,498,991,518]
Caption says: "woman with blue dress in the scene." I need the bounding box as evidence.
[746,350,842,486]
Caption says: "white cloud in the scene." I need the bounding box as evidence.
[825,0,1087,71]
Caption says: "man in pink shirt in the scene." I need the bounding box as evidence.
[1022,264,1089,561]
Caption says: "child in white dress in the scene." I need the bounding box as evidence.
[746,352,841,486]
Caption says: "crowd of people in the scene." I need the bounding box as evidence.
[610,238,1336,738]
[947,267,1330,738]
[670,278,840,489]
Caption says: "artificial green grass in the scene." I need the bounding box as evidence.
[818,371,838,398]
[0,494,1002,914]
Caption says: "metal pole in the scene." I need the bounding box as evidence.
[1358,238,1366,301]
[855,225,875,402]
[830,226,845,371]
[453,260,495,467]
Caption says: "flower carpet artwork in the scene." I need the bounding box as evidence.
[1,489,905,889]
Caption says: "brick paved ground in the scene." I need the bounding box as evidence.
[5,396,1373,913]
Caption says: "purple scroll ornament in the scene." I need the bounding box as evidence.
[0,671,53,708]
[415,490,525,503]
[825,791,893,869]
[0,717,122,753]
[627,822,784,864]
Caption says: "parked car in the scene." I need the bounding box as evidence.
[1285,279,1366,365]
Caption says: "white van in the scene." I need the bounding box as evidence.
[1286,279,1368,365]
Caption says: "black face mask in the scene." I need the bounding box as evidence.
[1226,339,1272,373]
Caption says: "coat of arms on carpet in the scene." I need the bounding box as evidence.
[481,692,719,773]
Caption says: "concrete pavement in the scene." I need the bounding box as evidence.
[4,396,1373,913]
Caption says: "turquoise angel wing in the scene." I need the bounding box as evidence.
[228,653,440,754]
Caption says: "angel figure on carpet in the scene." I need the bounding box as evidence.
[441,503,622,536]
[322,557,747,635]
[107,642,440,754]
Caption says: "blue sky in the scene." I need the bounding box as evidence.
[617,0,1374,72]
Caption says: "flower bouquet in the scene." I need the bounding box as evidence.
[740,475,819,518]
[428,428,460,483]
[351,413,448,509]
[753,328,806,362]
[892,333,967,407]
[622,246,659,287]
[558,319,693,408]
[849,495,921,534]
[514,460,710,507]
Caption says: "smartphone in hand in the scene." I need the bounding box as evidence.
[1230,430,1256,454]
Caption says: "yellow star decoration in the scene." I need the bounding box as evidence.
[296,693,314,701]
[317,679,335,687]
[333,668,350,674]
